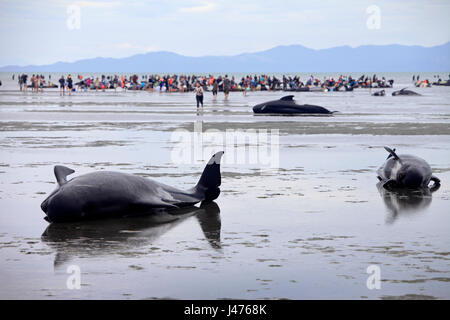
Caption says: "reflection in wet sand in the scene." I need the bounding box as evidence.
[376,182,440,224]
[41,202,221,267]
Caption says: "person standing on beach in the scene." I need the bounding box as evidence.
[29,75,34,92]
[194,82,204,110]
[67,75,73,95]
[35,75,39,92]
[121,75,125,90]
[243,76,250,96]
[22,74,28,92]
[212,79,218,100]
[30,75,34,92]
[39,75,44,93]
[18,74,23,91]
[94,77,100,92]
[113,75,118,92]
[223,75,230,100]
[59,76,65,96]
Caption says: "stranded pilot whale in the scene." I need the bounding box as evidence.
[253,95,334,115]
[41,151,224,222]
[372,89,385,96]
[377,147,440,190]
[392,88,421,96]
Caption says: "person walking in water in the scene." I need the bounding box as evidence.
[223,74,230,100]
[194,82,204,110]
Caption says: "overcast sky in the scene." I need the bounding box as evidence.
[0,0,449,66]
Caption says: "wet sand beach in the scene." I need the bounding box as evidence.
[0,74,449,299]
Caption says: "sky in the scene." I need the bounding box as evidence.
[0,0,449,66]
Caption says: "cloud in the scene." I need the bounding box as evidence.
[180,2,216,13]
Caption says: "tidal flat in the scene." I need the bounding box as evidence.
[0,75,449,299]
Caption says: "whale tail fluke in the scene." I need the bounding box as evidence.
[195,151,224,201]
[384,146,401,162]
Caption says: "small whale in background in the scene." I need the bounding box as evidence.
[392,88,421,96]
[252,95,334,115]
[372,89,385,96]
[41,152,224,222]
[377,146,440,190]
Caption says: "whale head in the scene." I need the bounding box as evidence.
[397,166,425,189]
[41,184,84,222]
[252,102,267,113]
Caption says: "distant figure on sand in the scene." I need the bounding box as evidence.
[194,82,204,109]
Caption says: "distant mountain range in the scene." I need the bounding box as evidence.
[1,43,449,72]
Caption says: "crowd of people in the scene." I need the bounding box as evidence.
[282,74,394,91]
[16,74,54,92]
[414,74,450,87]
[14,73,397,96]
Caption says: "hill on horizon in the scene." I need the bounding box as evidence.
[1,43,449,72]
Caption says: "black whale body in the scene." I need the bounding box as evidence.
[253,95,333,114]
[377,147,440,190]
[372,90,385,96]
[392,88,421,96]
[41,152,224,222]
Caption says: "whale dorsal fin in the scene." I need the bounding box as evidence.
[280,95,295,101]
[54,165,75,186]
[384,146,402,163]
